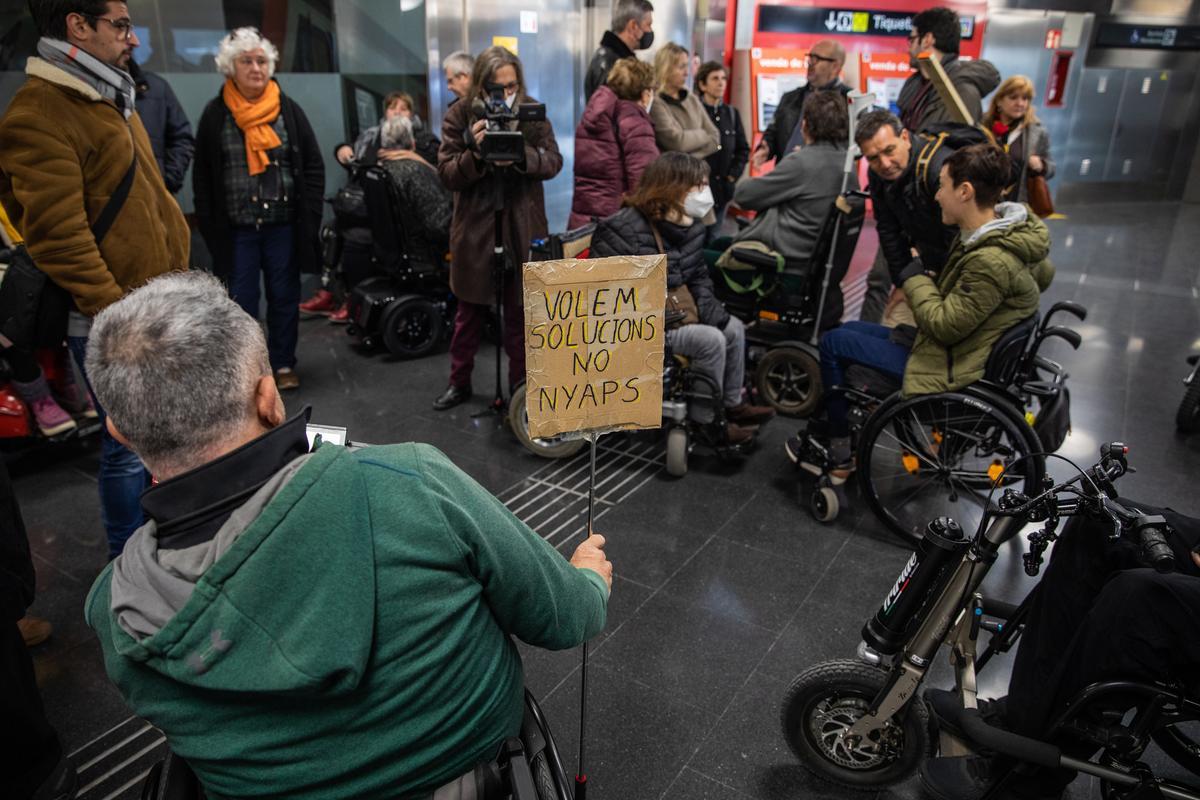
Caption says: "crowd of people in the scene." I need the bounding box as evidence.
[8,3,1197,800]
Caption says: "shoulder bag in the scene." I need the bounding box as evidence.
[0,155,137,348]
[650,222,699,329]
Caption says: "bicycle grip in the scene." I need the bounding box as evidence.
[1139,528,1175,574]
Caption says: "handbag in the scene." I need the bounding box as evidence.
[1026,174,1054,218]
[649,222,699,328]
[0,154,138,348]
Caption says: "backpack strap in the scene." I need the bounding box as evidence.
[92,153,138,245]
[914,132,947,196]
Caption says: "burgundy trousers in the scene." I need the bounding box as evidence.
[448,273,526,391]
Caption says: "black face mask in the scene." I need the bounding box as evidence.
[637,29,654,50]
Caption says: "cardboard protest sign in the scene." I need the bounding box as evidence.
[523,255,666,439]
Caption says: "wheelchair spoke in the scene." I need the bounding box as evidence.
[879,425,939,471]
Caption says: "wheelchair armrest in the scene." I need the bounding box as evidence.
[1042,301,1087,328]
[728,246,780,274]
[1037,326,1082,351]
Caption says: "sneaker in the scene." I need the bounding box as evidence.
[727,402,776,425]
[14,375,79,437]
[299,289,336,318]
[725,422,756,445]
[328,302,350,324]
[274,368,300,391]
[18,615,52,647]
[49,363,98,419]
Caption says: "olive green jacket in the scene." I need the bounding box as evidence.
[902,203,1054,396]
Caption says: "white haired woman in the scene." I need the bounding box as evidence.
[192,27,325,391]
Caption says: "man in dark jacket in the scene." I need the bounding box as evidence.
[898,6,1000,131]
[129,58,194,194]
[857,110,957,293]
[584,0,654,102]
[752,39,849,170]
[0,460,76,799]
[352,90,440,167]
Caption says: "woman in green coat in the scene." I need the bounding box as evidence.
[787,143,1053,472]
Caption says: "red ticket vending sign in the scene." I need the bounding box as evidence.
[858,51,914,112]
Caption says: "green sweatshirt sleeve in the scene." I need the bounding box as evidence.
[904,252,1007,346]
[416,445,608,650]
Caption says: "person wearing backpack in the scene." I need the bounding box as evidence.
[898,6,1000,133]
[0,0,190,560]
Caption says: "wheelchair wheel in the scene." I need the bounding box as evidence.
[812,485,840,523]
[858,389,1043,547]
[755,346,822,418]
[666,426,688,477]
[508,384,587,459]
[1177,382,1200,433]
[782,659,931,789]
[382,296,443,358]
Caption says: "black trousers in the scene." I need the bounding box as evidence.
[1006,500,1200,743]
[0,459,60,796]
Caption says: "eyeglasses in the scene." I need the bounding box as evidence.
[807,53,838,65]
[86,15,135,40]
[907,33,920,43]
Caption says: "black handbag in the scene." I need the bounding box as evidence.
[0,155,137,348]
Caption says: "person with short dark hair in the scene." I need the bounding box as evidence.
[0,0,190,560]
[433,46,562,411]
[721,91,855,285]
[83,272,612,799]
[585,0,654,101]
[695,61,749,241]
[128,57,194,194]
[589,153,776,443]
[787,143,1054,478]
[347,90,441,168]
[898,6,999,131]
[570,57,659,229]
[752,39,849,170]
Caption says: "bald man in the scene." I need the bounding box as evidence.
[753,39,850,169]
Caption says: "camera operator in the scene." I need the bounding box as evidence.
[922,500,1200,800]
[84,272,611,798]
[434,46,562,411]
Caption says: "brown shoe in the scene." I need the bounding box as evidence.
[274,368,300,391]
[725,422,756,445]
[727,402,777,425]
[18,616,52,647]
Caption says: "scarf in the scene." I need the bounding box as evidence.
[36,37,136,120]
[222,79,282,176]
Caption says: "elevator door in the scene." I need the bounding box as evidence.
[1105,68,1170,182]
[1064,68,1124,182]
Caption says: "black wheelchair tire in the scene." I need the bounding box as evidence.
[1176,382,1200,433]
[782,659,930,789]
[857,388,1044,547]
[508,384,587,460]
[381,296,443,359]
[755,346,822,418]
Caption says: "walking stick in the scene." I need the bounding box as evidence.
[575,432,599,799]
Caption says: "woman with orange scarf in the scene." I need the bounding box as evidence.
[192,28,324,391]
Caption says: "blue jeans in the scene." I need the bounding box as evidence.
[229,224,299,371]
[819,321,911,436]
[67,336,151,559]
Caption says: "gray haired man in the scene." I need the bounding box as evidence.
[83,273,612,797]
[584,0,654,101]
[442,50,474,101]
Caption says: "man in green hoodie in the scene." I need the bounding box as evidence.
[83,272,612,799]
[787,143,1053,475]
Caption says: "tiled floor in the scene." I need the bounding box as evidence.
[9,201,1200,799]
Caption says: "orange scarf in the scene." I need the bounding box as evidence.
[223,79,282,176]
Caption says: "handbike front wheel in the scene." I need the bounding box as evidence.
[782,660,930,790]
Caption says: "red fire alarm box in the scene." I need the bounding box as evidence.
[1045,51,1071,107]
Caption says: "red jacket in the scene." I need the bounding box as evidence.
[569,86,658,229]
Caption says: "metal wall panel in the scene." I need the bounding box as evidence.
[1063,67,1125,181]
[1105,68,1169,181]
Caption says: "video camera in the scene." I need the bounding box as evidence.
[476,82,546,164]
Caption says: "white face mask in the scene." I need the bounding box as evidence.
[684,185,715,219]
[505,92,517,109]
[644,95,654,115]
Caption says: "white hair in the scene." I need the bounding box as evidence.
[442,50,474,77]
[86,272,271,476]
[380,115,415,150]
[215,27,280,79]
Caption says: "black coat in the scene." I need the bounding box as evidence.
[131,65,195,195]
[192,84,326,278]
[589,206,729,329]
[761,80,850,161]
[0,459,33,624]
[869,132,957,284]
[701,100,749,209]
[585,31,636,103]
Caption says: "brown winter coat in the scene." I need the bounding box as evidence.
[648,89,719,159]
[436,95,562,306]
[0,58,189,316]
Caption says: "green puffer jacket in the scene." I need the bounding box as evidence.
[902,203,1054,396]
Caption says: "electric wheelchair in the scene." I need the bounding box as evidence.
[343,164,455,358]
[708,190,867,418]
[508,224,763,473]
[140,690,574,800]
[794,301,1086,546]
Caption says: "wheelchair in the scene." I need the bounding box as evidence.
[793,301,1086,546]
[343,164,455,358]
[140,690,574,800]
[708,190,867,418]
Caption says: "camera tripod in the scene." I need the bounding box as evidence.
[472,163,515,418]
